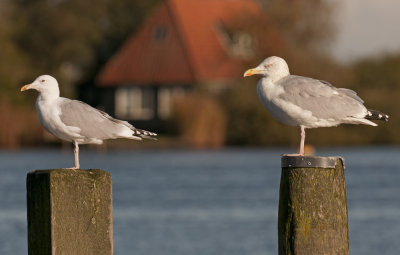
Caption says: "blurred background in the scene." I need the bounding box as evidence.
[1,0,398,149]
[1,0,400,254]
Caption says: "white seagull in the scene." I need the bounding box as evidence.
[21,75,157,169]
[244,56,389,156]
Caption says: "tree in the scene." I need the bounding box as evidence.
[0,1,31,104]
[352,54,400,89]
[259,0,337,54]
[11,0,160,96]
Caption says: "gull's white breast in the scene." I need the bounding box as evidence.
[35,97,82,142]
[256,79,315,127]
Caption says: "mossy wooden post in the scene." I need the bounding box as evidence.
[27,169,113,255]
[278,156,349,255]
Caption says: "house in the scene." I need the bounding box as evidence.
[96,0,283,130]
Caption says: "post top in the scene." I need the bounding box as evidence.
[27,169,110,178]
[281,156,344,168]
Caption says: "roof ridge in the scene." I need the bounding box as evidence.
[165,0,198,82]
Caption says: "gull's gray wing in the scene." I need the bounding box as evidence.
[336,88,364,103]
[277,75,366,120]
[58,98,132,140]
[319,79,364,103]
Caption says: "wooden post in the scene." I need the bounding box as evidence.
[27,169,113,255]
[278,156,349,255]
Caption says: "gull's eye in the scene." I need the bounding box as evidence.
[41,79,46,82]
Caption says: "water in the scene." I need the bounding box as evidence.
[1,147,400,254]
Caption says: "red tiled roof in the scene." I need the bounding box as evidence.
[97,0,283,87]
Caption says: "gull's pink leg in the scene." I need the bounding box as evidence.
[299,126,305,155]
[73,141,80,169]
[63,142,80,169]
[283,126,305,156]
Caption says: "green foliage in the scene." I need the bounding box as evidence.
[220,80,297,146]
[259,0,337,53]
[11,0,160,96]
[0,1,31,105]
[352,54,400,89]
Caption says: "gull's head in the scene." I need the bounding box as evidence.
[21,75,60,97]
[244,56,290,80]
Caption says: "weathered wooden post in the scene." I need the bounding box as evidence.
[278,156,349,255]
[27,169,113,255]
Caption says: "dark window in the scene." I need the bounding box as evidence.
[153,25,167,42]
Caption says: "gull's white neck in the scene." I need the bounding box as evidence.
[266,69,290,83]
[35,89,62,137]
[37,89,60,103]
[257,72,290,101]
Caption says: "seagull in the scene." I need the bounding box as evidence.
[244,56,389,156]
[21,75,157,169]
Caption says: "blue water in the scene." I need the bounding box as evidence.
[1,147,400,254]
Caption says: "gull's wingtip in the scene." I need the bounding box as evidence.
[132,128,158,140]
[365,109,390,122]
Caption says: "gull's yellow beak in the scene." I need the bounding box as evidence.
[243,68,261,77]
[20,84,33,92]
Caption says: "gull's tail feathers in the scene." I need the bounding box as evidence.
[365,109,389,122]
